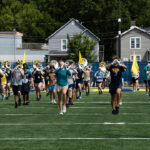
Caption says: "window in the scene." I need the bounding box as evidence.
[130,37,141,49]
[130,55,141,62]
[61,39,68,51]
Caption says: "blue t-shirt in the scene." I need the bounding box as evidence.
[107,65,125,87]
[95,71,103,82]
[76,69,84,82]
[55,69,71,86]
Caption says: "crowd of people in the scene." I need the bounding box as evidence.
[1,56,150,115]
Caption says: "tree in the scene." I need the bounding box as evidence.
[67,33,97,63]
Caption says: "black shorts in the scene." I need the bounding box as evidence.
[84,81,90,87]
[12,85,22,96]
[76,80,83,89]
[132,77,138,84]
[21,83,30,95]
[109,84,122,95]
[144,80,148,85]
[44,79,49,85]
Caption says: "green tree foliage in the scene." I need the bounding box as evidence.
[0,0,150,60]
[67,33,96,62]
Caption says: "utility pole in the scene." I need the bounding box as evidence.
[118,0,121,58]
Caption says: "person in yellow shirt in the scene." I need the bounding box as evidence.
[1,68,7,100]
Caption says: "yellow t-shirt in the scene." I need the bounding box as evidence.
[1,74,7,85]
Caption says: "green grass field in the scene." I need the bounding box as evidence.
[0,90,150,150]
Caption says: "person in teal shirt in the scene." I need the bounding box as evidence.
[144,65,149,95]
[55,60,71,115]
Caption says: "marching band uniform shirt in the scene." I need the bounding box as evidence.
[67,69,75,85]
[107,65,125,87]
[11,69,24,86]
[55,68,71,86]
[1,74,7,85]
[84,70,91,81]
[95,71,103,83]
[34,71,43,83]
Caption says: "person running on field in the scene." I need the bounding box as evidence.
[83,66,92,96]
[11,62,24,108]
[55,60,71,115]
[66,61,77,107]
[76,66,84,100]
[95,67,104,95]
[43,64,51,96]
[132,72,139,92]
[106,56,127,115]
[6,68,11,99]
[146,64,150,97]
[48,65,56,104]
[144,64,149,95]
[21,64,33,105]
[33,66,43,101]
[1,67,8,100]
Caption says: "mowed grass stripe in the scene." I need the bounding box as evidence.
[0,137,150,141]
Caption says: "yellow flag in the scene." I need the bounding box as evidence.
[131,52,139,74]
[21,52,26,68]
[79,51,83,64]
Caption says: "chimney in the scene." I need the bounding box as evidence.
[131,21,136,27]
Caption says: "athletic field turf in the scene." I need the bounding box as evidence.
[0,90,150,150]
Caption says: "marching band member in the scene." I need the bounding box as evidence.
[144,64,149,95]
[94,67,104,95]
[21,63,33,105]
[66,61,77,107]
[33,64,43,101]
[55,60,71,115]
[6,68,11,99]
[106,56,127,114]
[76,65,84,100]
[11,62,24,108]
[132,71,140,92]
[1,67,7,100]
[83,66,93,96]
[48,65,56,104]
[146,64,150,96]
[43,64,51,96]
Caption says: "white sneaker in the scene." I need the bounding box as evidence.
[51,100,54,104]
[119,101,122,105]
[63,105,66,113]
[59,111,63,115]
[53,99,56,104]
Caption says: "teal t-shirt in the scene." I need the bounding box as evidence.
[144,66,148,81]
[55,68,71,86]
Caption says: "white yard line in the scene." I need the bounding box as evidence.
[0,137,150,140]
[0,112,148,116]
[0,122,150,126]
[0,106,136,109]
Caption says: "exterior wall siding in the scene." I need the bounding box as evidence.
[121,29,150,62]
[48,20,100,62]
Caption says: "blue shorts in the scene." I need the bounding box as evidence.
[68,84,75,89]
[49,85,56,92]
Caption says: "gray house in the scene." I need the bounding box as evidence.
[116,25,150,62]
[47,18,100,62]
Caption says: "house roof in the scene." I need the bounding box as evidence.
[47,18,100,41]
[0,32,23,36]
[120,26,150,37]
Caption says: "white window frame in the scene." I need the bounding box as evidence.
[130,37,141,49]
[61,39,68,51]
[130,54,141,62]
